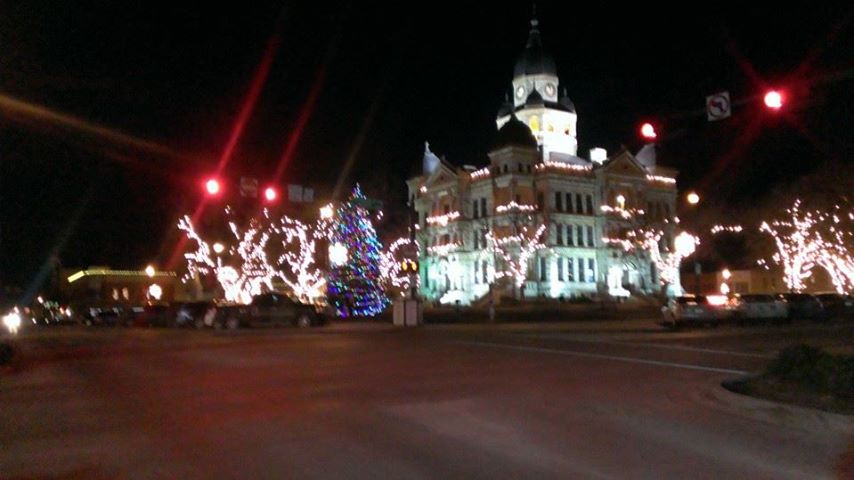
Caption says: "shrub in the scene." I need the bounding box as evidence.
[767,344,854,396]
[768,345,835,390]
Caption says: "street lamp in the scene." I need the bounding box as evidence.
[213,242,225,254]
[145,265,155,277]
[686,192,700,205]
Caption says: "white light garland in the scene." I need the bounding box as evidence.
[426,211,461,226]
[495,201,538,213]
[646,174,677,184]
[470,167,491,179]
[535,161,593,173]
[711,224,744,234]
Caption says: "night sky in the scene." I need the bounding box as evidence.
[1,2,852,291]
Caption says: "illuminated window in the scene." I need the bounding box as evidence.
[122,287,129,300]
[529,116,540,132]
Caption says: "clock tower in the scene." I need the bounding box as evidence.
[497,14,579,161]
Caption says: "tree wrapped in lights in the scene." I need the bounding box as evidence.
[760,200,854,293]
[486,224,547,288]
[380,237,420,295]
[326,185,389,317]
[178,209,324,305]
[603,227,698,295]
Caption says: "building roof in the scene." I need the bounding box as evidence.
[513,17,557,79]
[492,114,537,150]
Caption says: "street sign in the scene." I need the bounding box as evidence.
[239,177,258,198]
[706,91,731,121]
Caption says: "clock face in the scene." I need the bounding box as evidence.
[515,86,526,99]
[544,83,556,97]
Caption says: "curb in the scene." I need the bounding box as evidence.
[714,376,854,434]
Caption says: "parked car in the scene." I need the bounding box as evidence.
[777,293,826,321]
[731,294,788,324]
[130,304,173,328]
[815,293,854,320]
[660,295,728,329]
[175,301,217,329]
[214,293,325,329]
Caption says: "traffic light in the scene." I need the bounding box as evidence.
[764,90,784,110]
[640,122,657,140]
[204,178,221,196]
[263,186,278,203]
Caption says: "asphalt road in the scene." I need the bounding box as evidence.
[2,320,852,479]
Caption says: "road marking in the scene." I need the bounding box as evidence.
[460,341,751,375]
[517,334,772,359]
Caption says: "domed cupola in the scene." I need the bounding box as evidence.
[513,17,557,80]
[492,114,537,151]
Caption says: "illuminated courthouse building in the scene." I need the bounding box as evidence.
[407,15,679,304]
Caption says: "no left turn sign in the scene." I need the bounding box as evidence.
[706,91,731,121]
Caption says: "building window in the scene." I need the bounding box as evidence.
[480,198,487,217]
[473,231,479,249]
[556,223,563,245]
[444,205,450,214]
[527,165,532,173]
[555,192,563,212]
[664,203,671,219]
[515,194,521,204]
[518,163,523,173]
[482,261,488,284]
[481,229,488,247]
[537,192,544,210]
[503,164,508,174]
[473,199,479,219]
[540,257,547,281]
[566,192,573,213]
[557,257,564,281]
[567,258,575,282]
[586,195,594,214]
[474,262,479,284]
[576,193,583,214]
[577,225,584,247]
[587,258,596,283]
[567,224,575,246]
[529,116,540,132]
[586,225,594,247]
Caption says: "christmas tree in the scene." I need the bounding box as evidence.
[326,185,389,317]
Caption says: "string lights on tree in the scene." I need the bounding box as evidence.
[760,200,854,293]
[325,185,389,317]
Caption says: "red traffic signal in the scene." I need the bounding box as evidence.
[764,90,784,110]
[263,186,278,202]
[640,122,657,140]
[205,178,221,196]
